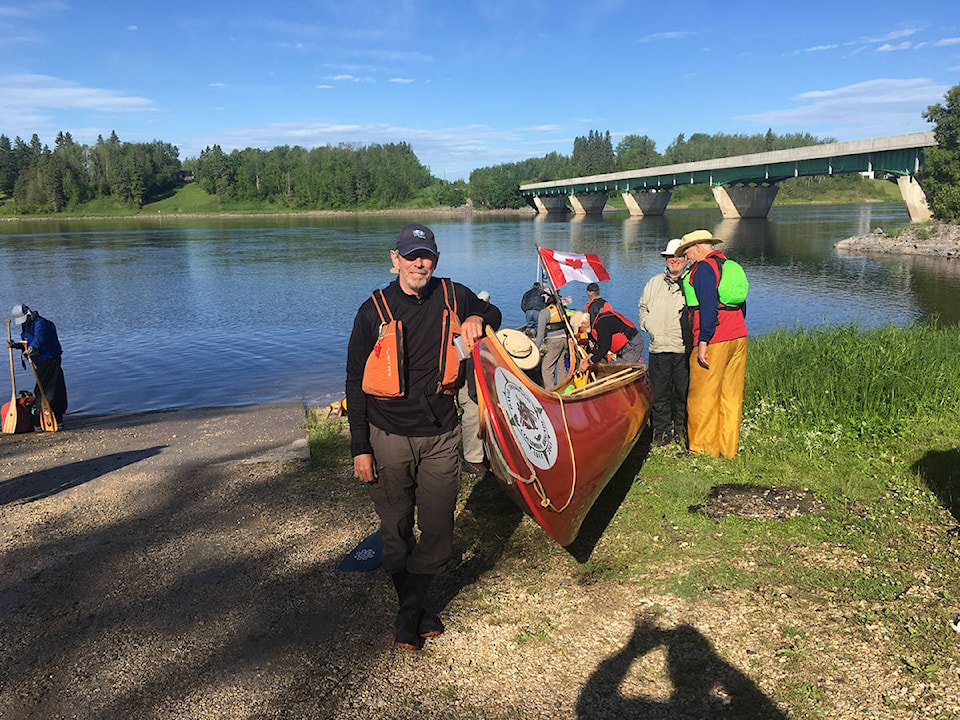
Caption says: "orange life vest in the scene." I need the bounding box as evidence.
[361,278,463,398]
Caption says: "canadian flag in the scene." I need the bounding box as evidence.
[538,247,611,289]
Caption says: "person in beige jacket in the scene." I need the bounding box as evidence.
[638,239,691,446]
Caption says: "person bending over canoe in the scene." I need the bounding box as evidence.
[8,304,68,427]
[345,223,501,651]
[577,283,644,372]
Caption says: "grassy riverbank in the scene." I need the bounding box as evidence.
[309,324,960,717]
[1,174,904,220]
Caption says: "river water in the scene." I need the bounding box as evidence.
[1,203,957,418]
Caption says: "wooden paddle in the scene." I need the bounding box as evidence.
[3,319,19,434]
[27,357,58,432]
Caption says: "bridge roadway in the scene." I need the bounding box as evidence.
[519,132,937,223]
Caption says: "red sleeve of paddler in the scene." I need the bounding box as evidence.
[345,299,378,457]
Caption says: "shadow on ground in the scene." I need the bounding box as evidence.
[0,447,165,505]
[912,447,960,522]
[564,428,652,563]
[577,617,787,719]
[435,470,525,614]
[0,455,387,718]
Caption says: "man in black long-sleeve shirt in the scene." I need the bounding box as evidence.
[345,223,501,651]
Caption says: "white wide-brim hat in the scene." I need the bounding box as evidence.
[495,328,541,370]
[660,238,683,257]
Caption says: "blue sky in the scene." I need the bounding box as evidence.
[1,1,958,181]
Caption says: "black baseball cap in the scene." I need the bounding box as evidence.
[395,223,438,257]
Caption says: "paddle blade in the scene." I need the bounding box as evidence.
[39,401,57,432]
[338,530,382,572]
[2,402,18,434]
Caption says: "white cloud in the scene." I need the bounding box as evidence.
[735,78,948,137]
[935,37,960,46]
[871,28,919,42]
[0,74,155,141]
[185,121,565,180]
[0,73,154,112]
[636,31,691,43]
[126,25,137,32]
[0,2,68,19]
[328,74,374,83]
[389,77,413,84]
[877,42,911,52]
[805,44,838,53]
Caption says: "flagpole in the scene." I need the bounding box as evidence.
[535,245,592,378]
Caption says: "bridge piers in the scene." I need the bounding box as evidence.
[896,176,933,223]
[622,190,671,216]
[569,193,608,215]
[712,185,779,219]
[533,196,570,214]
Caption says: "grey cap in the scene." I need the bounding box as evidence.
[11,304,31,325]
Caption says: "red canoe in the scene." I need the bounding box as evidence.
[473,327,651,546]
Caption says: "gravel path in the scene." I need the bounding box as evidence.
[1,404,955,719]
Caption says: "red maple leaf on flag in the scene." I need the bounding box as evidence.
[564,257,584,270]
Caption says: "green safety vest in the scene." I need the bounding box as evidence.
[681,255,749,310]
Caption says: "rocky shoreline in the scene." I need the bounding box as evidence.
[834,220,960,257]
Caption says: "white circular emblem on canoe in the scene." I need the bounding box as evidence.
[494,367,558,469]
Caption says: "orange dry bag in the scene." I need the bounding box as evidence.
[362,290,406,398]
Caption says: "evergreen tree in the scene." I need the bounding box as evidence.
[572,130,615,175]
[0,135,13,196]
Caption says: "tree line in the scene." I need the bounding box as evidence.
[190,141,466,210]
[2,82,958,221]
[0,131,181,213]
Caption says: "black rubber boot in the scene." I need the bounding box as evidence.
[390,570,408,603]
[417,612,445,638]
[394,572,435,650]
[391,571,443,641]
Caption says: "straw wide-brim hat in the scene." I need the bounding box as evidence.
[673,229,722,256]
[495,328,541,370]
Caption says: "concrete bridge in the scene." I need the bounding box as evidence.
[519,132,937,223]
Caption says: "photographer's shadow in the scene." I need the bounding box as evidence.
[434,470,524,612]
[578,618,787,719]
[912,448,960,523]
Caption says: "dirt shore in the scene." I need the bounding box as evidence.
[2,404,955,719]
[835,221,960,257]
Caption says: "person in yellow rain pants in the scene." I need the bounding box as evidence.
[674,230,749,458]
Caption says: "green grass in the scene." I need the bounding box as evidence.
[142,183,224,214]
[308,324,960,716]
